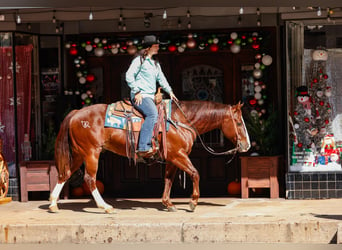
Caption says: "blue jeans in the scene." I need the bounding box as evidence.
[133,97,158,151]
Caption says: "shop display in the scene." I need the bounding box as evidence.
[290,48,342,172]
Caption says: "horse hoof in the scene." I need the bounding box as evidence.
[189,202,196,212]
[105,207,116,214]
[167,206,177,212]
[49,205,59,213]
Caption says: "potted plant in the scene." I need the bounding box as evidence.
[240,108,283,198]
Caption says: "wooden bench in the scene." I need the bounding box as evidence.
[20,161,68,202]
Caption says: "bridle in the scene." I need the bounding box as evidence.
[174,101,243,163]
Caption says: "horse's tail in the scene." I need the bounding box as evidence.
[54,110,78,181]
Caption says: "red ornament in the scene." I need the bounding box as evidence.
[249,98,257,106]
[297,143,303,148]
[168,45,177,52]
[325,119,329,124]
[304,117,310,123]
[313,78,318,83]
[69,47,78,56]
[209,44,219,52]
[294,111,298,116]
[86,74,95,82]
[252,42,260,50]
[227,180,241,195]
[319,101,324,106]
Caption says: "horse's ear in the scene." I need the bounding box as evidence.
[237,101,244,109]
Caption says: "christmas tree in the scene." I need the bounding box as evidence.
[292,48,334,165]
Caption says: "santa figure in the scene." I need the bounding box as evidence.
[296,86,311,115]
[320,134,336,155]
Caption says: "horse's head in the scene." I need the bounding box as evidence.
[222,102,251,152]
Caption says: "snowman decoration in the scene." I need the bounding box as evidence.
[296,86,311,115]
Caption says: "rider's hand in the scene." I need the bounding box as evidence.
[170,92,179,103]
[134,92,142,105]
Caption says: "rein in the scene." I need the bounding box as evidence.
[173,101,240,163]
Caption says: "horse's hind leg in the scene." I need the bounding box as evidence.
[84,154,115,214]
[49,181,66,212]
[162,164,178,212]
[49,154,83,213]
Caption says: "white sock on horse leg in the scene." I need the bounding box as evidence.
[50,182,65,201]
[92,188,111,209]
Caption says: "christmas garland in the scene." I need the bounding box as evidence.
[64,31,274,111]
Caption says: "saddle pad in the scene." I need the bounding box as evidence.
[104,99,172,131]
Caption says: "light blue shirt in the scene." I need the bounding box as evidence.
[126,56,172,100]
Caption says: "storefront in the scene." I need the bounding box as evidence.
[286,21,342,199]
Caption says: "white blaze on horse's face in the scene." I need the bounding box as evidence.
[228,104,251,153]
[238,115,251,152]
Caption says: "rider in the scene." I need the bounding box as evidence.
[126,35,178,156]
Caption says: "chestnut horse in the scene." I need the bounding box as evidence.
[49,101,250,213]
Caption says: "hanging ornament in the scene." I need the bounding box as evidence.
[230,32,238,40]
[261,55,273,66]
[127,45,137,55]
[168,45,177,52]
[111,48,119,54]
[252,41,260,50]
[254,85,262,93]
[253,69,263,79]
[85,44,93,52]
[316,90,323,98]
[81,93,88,100]
[93,37,100,44]
[320,127,327,135]
[86,73,95,82]
[249,98,257,106]
[255,53,262,60]
[94,48,104,57]
[294,123,300,129]
[69,47,78,56]
[230,44,240,54]
[79,77,86,84]
[312,48,328,61]
[304,117,310,123]
[319,101,324,106]
[209,44,219,52]
[186,38,197,49]
[254,92,262,100]
[323,74,328,79]
[325,87,332,97]
[297,143,303,148]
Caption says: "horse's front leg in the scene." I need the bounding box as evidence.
[162,164,178,212]
[170,151,200,212]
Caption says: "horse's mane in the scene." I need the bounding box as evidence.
[174,100,228,133]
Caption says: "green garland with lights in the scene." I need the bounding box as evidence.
[65,31,273,113]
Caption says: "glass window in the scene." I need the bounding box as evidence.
[287,22,342,172]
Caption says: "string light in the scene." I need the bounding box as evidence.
[16,15,21,24]
[52,10,56,23]
[239,7,244,15]
[163,9,167,19]
[177,18,181,28]
[89,9,93,20]
[237,15,242,25]
[186,9,191,18]
[317,7,322,16]
[119,8,123,22]
[256,8,261,26]
[187,20,191,29]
